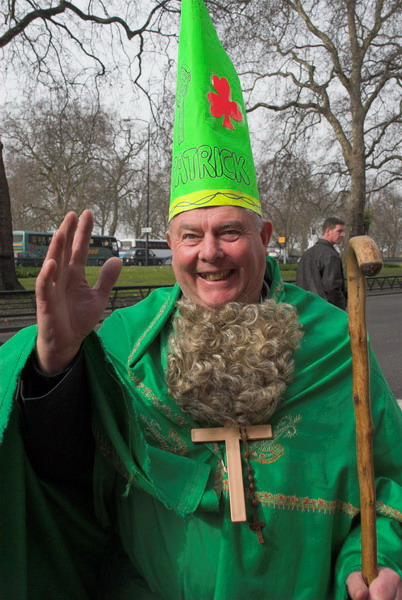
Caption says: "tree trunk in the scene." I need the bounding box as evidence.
[349,155,366,236]
[348,100,367,236]
[0,140,24,290]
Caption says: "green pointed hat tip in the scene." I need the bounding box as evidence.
[169,0,261,221]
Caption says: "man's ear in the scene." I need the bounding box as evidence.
[166,230,172,249]
[261,220,273,250]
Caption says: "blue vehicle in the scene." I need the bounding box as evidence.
[13,230,120,266]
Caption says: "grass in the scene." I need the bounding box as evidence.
[16,262,402,290]
[17,265,177,290]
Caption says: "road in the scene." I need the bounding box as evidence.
[1,293,401,402]
[366,293,402,401]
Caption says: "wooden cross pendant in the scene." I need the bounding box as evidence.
[191,425,272,522]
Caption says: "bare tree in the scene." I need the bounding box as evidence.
[368,187,402,257]
[5,99,151,239]
[257,153,346,253]
[122,156,171,240]
[6,99,111,228]
[0,140,23,289]
[0,1,177,92]
[0,0,179,289]
[232,0,402,236]
[92,121,147,236]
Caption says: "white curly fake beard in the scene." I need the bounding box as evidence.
[166,297,303,427]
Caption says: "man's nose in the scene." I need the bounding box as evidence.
[199,235,224,261]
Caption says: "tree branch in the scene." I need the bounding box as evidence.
[285,0,351,92]
[0,0,171,49]
[1,3,67,47]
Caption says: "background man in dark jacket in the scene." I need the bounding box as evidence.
[296,217,347,310]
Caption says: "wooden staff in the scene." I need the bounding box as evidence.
[347,235,382,585]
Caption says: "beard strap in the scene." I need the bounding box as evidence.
[240,426,265,544]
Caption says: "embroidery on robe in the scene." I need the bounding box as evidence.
[255,491,359,518]
[128,298,171,363]
[213,459,229,498]
[376,501,402,523]
[214,460,224,497]
[139,414,188,456]
[130,375,191,428]
[129,376,229,463]
[250,415,301,464]
[93,426,131,481]
[271,280,285,302]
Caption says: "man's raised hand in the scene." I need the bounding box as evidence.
[35,211,122,375]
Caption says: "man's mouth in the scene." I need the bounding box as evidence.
[199,269,234,281]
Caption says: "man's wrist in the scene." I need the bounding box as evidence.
[35,342,82,376]
[17,347,84,401]
[32,349,80,379]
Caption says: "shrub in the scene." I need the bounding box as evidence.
[15,267,41,279]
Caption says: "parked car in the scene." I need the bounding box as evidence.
[163,255,172,265]
[123,248,163,266]
[14,251,44,267]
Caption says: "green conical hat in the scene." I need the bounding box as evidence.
[169,0,261,221]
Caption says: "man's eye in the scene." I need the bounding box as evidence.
[221,230,240,238]
[182,233,198,240]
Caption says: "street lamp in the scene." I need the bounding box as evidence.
[124,118,152,266]
[278,236,287,264]
[145,123,150,266]
[141,125,152,265]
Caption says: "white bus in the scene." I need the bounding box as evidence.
[119,238,171,259]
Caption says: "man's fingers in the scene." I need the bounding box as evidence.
[35,258,58,303]
[347,572,369,600]
[370,568,402,600]
[60,211,80,271]
[44,212,79,281]
[46,212,77,262]
[347,569,402,600]
[70,210,94,267]
[94,257,123,299]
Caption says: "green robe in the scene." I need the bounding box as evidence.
[1,258,401,599]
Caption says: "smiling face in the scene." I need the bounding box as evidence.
[166,206,272,309]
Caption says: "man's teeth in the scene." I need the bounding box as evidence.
[201,270,232,281]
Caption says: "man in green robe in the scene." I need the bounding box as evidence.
[1,0,401,597]
[1,208,401,600]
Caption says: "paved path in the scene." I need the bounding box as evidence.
[366,294,402,403]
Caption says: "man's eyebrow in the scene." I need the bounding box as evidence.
[216,220,245,231]
[176,220,245,234]
[176,224,202,233]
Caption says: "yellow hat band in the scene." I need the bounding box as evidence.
[169,189,262,221]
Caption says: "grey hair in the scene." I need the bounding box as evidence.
[245,209,264,231]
